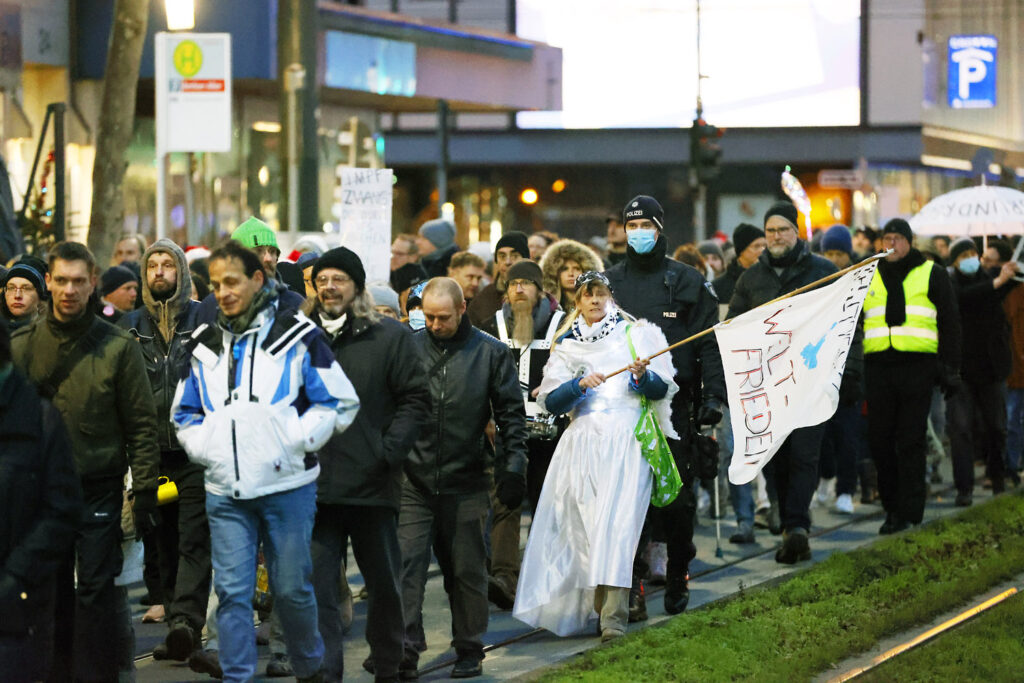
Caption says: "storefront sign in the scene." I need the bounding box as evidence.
[336,167,393,284]
[155,32,232,152]
[947,34,997,109]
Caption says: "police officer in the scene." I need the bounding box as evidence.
[604,195,725,618]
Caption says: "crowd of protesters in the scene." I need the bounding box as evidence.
[1,194,1019,682]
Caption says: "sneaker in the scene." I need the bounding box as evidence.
[487,574,516,610]
[628,579,648,622]
[165,620,196,661]
[834,493,855,515]
[955,492,973,507]
[189,649,223,679]
[697,487,711,515]
[600,628,625,642]
[266,652,294,677]
[813,478,834,508]
[450,656,483,678]
[664,572,690,615]
[775,529,811,564]
[646,542,668,584]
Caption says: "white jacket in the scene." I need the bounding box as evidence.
[171,301,359,499]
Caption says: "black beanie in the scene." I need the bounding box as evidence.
[947,237,978,264]
[100,265,136,297]
[623,195,664,229]
[3,255,47,299]
[881,218,913,244]
[506,259,544,291]
[495,231,529,260]
[732,223,764,257]
[390,262,427,294]
[312,247,366,291]
[763,201,799,229]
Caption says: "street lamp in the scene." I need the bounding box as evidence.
[165,0,195,31]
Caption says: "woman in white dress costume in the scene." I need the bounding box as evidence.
[512,271,677,641]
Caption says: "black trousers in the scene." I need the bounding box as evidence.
[763,424,826,533]
[156,460,212,631]
[635,434,697,582]
[312,503,405,682]
[51,483,124,683]
[866,358,936,524]
[947,380,1007,494]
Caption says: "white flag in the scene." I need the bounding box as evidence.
[715,258,880,485]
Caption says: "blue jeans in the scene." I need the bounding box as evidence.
[717,407,754,528]
[1007,388,1024,473]
[206,482,323,681]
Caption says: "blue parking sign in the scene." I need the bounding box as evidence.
[948,35,997,108]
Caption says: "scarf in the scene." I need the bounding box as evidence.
[217,286,276,335]
[321,312,347,338]
[877,249,926,327]
[767,240,804,269]
[571,310,622,342]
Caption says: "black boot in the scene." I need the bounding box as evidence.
[664,572,690,615]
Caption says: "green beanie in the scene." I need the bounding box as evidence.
[231,217,279,249]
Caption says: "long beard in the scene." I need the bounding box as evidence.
[511,300,534,346]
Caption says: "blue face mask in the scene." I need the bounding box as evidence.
[627,228,659,254]
[408,309,425,330]
[957,256,980,275]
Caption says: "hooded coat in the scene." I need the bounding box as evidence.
[119,239,202,455]
[538,239,604,313]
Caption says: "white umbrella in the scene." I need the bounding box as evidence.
[909,185,1024,236]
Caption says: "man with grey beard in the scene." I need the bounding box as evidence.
[483,259,565,609]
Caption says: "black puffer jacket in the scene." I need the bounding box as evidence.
[726,240,838,317]
[604,237,725,403]
[120,239,201,456]
[310,309,430,508]
[0,368,82,636]
[406,315,527,495]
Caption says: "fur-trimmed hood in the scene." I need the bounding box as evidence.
[539,239,604,306]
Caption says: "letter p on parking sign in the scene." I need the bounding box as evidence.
[948,35,997,109]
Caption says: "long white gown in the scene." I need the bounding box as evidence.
[512,315,677,636]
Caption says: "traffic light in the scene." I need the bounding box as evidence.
[690,117,724,184]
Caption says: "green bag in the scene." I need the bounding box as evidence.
[625,324,683,507]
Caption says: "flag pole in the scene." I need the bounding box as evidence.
[605,251,889,379]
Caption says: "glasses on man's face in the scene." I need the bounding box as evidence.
[315,274,352,288]
[508,279,535,290]
[765,227,794,237]
[5,284,33,295]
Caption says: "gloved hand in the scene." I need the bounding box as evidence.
[495,472,526,510]
[938,364,962,398]
[132,489,161,541]
[696,399,725,427]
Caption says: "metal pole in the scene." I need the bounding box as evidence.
[156,152,167,239]
[437,99,449,207]
[284,63,305,235]
[184,151,196,244]
[51,103,66,242]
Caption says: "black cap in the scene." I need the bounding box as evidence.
[881,218,913,243]
[622,195,664,230]
[495,231,529,260]
[763,201,799,229]
[732,224,764,257]
[313,247,366,291]
[3,255,47,298]
[948,237,978,263]
[100,265,136,297]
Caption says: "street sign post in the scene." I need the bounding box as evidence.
[154,32,232,239]
[817,169,864,190]
[947,34,997,109]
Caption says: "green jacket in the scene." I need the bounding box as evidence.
[11,308,160,492]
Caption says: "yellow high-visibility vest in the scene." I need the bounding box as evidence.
[863,261,938,354]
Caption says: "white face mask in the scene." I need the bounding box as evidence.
[408,309,425,330]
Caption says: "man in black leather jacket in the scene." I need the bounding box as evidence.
[604,195,726,620]
[400,277,527,680]
[120,238,210,661]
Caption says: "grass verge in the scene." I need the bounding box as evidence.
[860,591,1024,682]
[540,492,1024,683]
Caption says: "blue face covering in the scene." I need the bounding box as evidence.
[957,256,980,275]
[627,228,658,254]
[408,309,426,330]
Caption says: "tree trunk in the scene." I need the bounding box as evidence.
[87,0,148,264]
